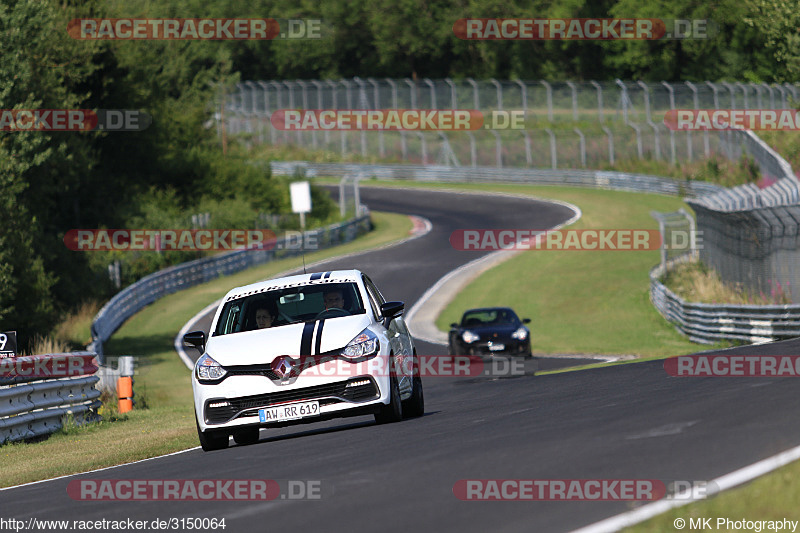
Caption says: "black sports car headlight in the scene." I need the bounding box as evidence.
[511,327,529,340]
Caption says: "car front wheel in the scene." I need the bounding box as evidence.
[375,374,403,424]
[196,413,229,452]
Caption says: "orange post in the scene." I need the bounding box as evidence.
[117,376,133,413]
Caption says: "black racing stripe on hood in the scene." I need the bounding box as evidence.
[310,273,323,280]
[323,271,332,278]
[314,319,325,355]
[300,321,315,355]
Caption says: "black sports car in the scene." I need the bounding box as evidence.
[448,307,532,357]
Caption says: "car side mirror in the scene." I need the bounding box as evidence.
[450,323,459,329]
[380,301,404,322]
[522,318,531,324]
[183,330,206,353]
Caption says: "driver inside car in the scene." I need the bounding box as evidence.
[323,289,345,311]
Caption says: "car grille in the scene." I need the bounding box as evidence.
[226,365,280,380]
[204,377,379,424]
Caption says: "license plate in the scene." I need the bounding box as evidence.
[488,343,505,351]
[259,401,320,423]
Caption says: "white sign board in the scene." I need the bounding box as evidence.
[290,181,312,214]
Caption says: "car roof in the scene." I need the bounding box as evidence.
[462,307,517,315]
[222,269,363,302]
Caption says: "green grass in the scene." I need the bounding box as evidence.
[624,459,800,532]
[330,179,716,356]
[0,211,413,487]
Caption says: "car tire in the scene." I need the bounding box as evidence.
[374,374,403,424]
[232,426,260,446]
[196,413,228,452]
[402,375,424,418]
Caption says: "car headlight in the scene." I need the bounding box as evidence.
[511,327,528,340]
[195,354,227,382]
[462,330,479,343]
[342,329,379,359]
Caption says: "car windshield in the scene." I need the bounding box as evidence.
[461,309,518,327]
[214,282,365,336]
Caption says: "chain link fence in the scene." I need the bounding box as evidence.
[221,78,800,305]
[221,78,799,174]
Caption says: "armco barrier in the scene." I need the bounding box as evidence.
[650,262,800,344]
[272,161,800,345]
[90,214,371,359]
[269,161,725,197]
[0,352,102,444]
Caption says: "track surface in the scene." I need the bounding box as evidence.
[5,187,800,533]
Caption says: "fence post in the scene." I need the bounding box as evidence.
[521,130,532,165]
[515,79,528,116]
[417,132,428,165]
[490,130,502,167]
[467,78,479,110]
[637,80,652,122]
[735,82,749,109]
[720,81,735,109]
[339,175,349,217]
[602,126,614,165]
[312,80,329,147]
[615,79,629,124]
[385,78,398,108]
[404,78,417,108]
[629,122,643,159]
[545,128,557,169]
[466,132,477,167]
[491,78,502,109]
[367,77,380,108]
[424,78,437,109]
[567,81,578,121]
[445,78,457,109]
[661,81,676,110]
[574,127,586,167]
[540,81,553,122]
[591,80,603,122]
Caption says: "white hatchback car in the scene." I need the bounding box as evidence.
[185,269,424,451]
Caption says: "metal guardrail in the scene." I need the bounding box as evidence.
[270,161,725,197]
[650,262,800,344]
[0,353,102,444]
[90,214,372,359]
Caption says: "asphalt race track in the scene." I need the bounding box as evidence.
[4,187,800,533]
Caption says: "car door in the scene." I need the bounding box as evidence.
[363,275,412,392]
